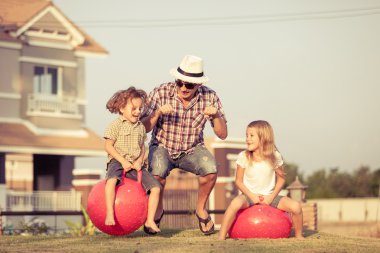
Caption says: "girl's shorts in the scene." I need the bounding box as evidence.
[244,194,283,208]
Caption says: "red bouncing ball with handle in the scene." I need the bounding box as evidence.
[229,204,292,239]
[87,170,148,236]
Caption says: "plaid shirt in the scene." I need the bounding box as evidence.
[143,82,226,159]
[104,116,146,163]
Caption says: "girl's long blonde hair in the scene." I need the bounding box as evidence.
[245,120,277,168]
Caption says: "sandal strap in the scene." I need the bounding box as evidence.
[196,212,211,225]
[154,210,165,223]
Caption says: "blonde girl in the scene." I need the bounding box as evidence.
[218,120,304,240]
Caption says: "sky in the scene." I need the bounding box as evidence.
[54,0,380,176]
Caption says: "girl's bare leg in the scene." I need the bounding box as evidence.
[218,195,249,240]
[277,197,305,239]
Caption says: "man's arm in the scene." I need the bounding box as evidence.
[211,116,228,140]
[203,102,228,140]
[141,109,161,133]
[141,104,173,133]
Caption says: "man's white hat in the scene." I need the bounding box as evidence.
[170,55,209,84]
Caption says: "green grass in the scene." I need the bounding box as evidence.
[1,229,380,253]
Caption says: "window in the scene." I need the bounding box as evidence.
[33,66,59,94]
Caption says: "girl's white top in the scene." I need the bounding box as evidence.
[236,150,283,195]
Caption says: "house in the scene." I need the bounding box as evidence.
[0,0,107,212]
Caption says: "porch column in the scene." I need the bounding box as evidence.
[57,156,74,190]
[0,153,6,210]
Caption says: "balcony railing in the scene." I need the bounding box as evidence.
[27,93,80,117]
[5,190,82,211]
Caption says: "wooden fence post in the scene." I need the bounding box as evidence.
[0,207,3,236]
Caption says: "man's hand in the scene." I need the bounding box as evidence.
[158,104,174,115]
[203,106,218,118]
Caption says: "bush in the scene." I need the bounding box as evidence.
[19,217,50,235]
[65,207,96,236]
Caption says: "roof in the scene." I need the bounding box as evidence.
[0,122,106,157]
[0,0,108,55]
[286,176,308,190]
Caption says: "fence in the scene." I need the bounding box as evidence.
[161,189,199,228]
[0,211,83,235]
[1,190,83,235]
[27,93,79,116]
[5,190,82,212]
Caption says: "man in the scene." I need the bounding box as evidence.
[141,55,227,235]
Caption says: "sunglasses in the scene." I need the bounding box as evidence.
[175,79,197,89]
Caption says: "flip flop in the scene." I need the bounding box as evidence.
[143,210,164,235]
[195,212,215,235]
[143,225,158,235]
[155,210,165,228]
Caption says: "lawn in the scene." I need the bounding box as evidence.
[1,229,380,253]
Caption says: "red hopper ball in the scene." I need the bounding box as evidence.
[229,204,292,239]
[87,170,148,236]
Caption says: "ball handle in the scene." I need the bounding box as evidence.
[137,170,142,183]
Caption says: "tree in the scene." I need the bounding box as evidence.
[370,168,380,197]
[284,163,304,188]
[305,169,336,198]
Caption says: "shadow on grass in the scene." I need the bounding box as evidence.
[301,229,319,238]
[128,227,316,239]
[126,228,186,238]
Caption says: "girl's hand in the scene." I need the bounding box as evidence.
[261,195,274,205]
[250,194,262,204]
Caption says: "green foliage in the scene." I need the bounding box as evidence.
[1,224,15,235]
[305,166,380,198]
[19,217,50,235]
[284,163,304,187]
[370,168,380,196]
[65,206,96,236]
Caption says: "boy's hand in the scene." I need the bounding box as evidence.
[122,160,132,172]
[132,160,142,171]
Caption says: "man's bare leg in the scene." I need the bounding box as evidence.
[154,176,166,221]
[196,173,217,232]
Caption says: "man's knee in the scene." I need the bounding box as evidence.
[198,158,217,176]
[199,173,217,185]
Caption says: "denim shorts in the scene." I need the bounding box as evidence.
[106,159,162,192]
[148,144,217,178]
[244,194,283,208]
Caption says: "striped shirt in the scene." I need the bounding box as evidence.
[104,116,146,163]
[143,82,226,159]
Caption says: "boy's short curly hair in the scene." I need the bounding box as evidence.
[106,87,147,114]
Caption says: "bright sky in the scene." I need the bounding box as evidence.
[54,0,380,175]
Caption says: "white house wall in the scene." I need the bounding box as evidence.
[311,198,380,222]
[0,47,22,119]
